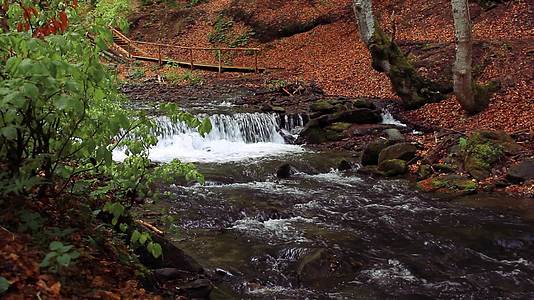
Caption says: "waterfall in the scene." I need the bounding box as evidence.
[157,113,290,144]
[115,112,306,163]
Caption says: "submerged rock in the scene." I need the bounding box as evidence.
[378,159,408,176]
[177,278,213,299]
[506,159,534,183]
[296,248,359,288]
[378,143,418,165]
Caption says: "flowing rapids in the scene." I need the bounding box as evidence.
[134,106,534,299]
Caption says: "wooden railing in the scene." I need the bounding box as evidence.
[110,28,262,73]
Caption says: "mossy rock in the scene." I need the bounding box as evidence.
[378,143,418,165]
[328,122,352,132]
[432,163,457,174]
[352,99,376,110]
[329,108,382,124]
[378,159,408,177]
[418,164,433,179]
[297,122,347,144]
[458,130,514,179]
[310,100,336,113]
[384,128,405,143]
[361,138,390,166]
[417,174,478,196]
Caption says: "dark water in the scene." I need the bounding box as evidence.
[130,96,534,299]
[154,152,534,300]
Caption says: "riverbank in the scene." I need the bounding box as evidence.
[120,74,534,198]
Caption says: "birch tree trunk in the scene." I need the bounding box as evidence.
[451,0,477,113]
[352,0,447,109]
[352,0,375,46]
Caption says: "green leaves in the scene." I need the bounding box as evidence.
[40,241,80,272]
[129,230,162,258]
[0,276,10,294]
[103,202,125,226]
[147,242,162,258]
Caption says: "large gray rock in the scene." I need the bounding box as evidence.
[361,138,390,166]
[506,159,534,183]
[378,143,418,165]
[384,128,405,143]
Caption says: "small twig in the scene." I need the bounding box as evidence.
[0,226,15,241]
[281,87,292,97]
[135,220,164,235]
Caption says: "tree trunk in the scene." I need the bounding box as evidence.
[451,0,477,113]
[352,0,448,109]
[352,0,375,46]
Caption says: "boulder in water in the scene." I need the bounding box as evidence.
[276,163,298,179]
[417,174,477,196]
[506,159,534,183]
[378,159,408,176]
[296,248,359,289]
[378,143,418,165]
[361,138,390,166]
[338,160,355,171]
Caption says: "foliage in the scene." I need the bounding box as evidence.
[0,0,211,260]
[91,0,130,31]
[128,67,146,79]
[40,241,80,272]
[1,0,78,36]
[229,30,254,48]
[130,229,162,258]
[208,14,234,44]
[459,135,504,169]
[163,69,204,85]
[267,79,288,91]
[0,276,9,294]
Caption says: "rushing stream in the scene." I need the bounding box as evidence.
[126,101,534,299]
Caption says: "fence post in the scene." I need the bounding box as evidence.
[255,50,258,73]
[189,48,194,70]
[218,49,222,73]
[158,44,162,66]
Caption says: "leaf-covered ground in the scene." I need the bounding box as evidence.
[0,199,159,299]
[127,0,533,133]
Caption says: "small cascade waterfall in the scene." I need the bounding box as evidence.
[116,112,306,163]
[157,113,290,144]
[380,109,407,127]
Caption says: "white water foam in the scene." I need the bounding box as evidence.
[230,216,314,242]
[114,112,304,163]
[381,109,408,127]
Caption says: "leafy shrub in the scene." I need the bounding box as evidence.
[40,241,81,272]
[208,14,234,43]
[128,67,146,79]
[163,69,204,85]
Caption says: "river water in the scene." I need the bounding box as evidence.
[121,100,534,299]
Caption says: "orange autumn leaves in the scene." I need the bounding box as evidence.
[13,0,78,37]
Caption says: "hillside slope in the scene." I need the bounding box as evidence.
[127,0,533,132]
